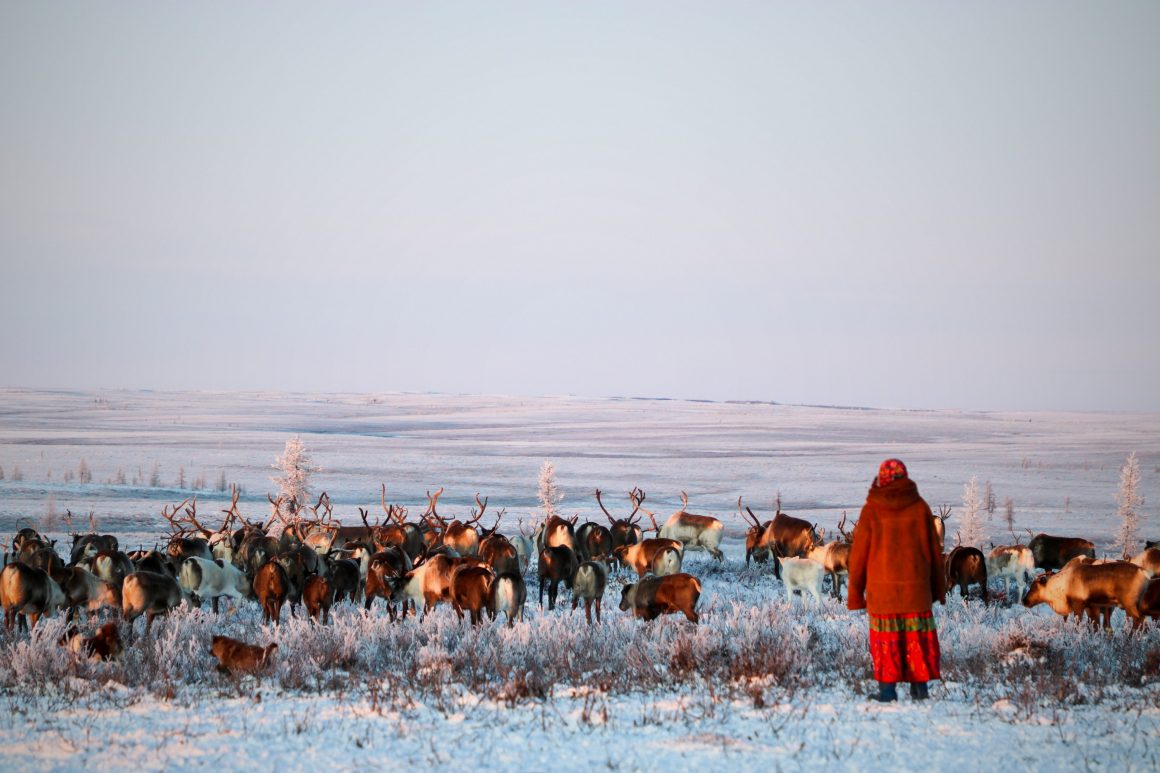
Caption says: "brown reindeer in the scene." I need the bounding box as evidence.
[613,538,684,578]
[364,547,410,618]
[1023,560,1150,630]
[253,560,291,626]
[1028,533,1096,571]
[122,570,185,634]
[620,573,702,623]
[537,545,578,610]
[450,564,496,625]
[744,500,820,579]
[1130,547,1160,576]
[739,497,772,566]
[0,562,66,631]
[211,635,278,673]
[66,621,122,661]
[479,532,520,576]
[945,545,989,604]
[52,565,121,620]
[391,553,459,618]
[303,574,333,624]
[596,488,645,563]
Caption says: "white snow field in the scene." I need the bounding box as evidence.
[1,389,1158,771]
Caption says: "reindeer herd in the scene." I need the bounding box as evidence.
[1,485,1158,674]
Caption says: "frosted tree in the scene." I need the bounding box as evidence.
[1113,452,1144,556]
[984,481,995,517]
[537,461,563,520]
[1004,497,1016,533]
[42,493,58,532]
[272,436,318,513]
[217,470,228,492]
[149,463,161,488]
[958,476,986,548]
[12,465,22,482]
[176,466,186,489]
[0,464,5,480]
[78,458,92,484]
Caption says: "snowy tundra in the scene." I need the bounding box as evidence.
[0,390,1158,771]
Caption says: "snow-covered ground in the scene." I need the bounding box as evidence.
[1,390,1158,770]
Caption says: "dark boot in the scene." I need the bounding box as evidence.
[909,682,929,700]
[869,682,897,702]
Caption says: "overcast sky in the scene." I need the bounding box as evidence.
[2,2,1158,410]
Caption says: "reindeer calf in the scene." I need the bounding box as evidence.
[211,635,278,673]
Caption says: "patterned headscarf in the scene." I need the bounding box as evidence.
[877,458,908,487]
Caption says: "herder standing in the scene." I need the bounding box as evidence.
[847,459,946,702]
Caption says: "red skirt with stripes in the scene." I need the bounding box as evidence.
[868,611,941,683]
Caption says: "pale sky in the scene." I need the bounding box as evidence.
[2,2,1158,410]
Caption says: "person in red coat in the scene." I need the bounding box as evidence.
[847,459,946,702]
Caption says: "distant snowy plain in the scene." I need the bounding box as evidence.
[0,390,1157,771]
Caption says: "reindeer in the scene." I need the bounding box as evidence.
[537,545,578,610]
[122,571,186,634]
[51,565,121,620]
[489,571,526,626]
[64,621,122,661]
[303,573,334,624]
[512,520,535,574]
[79,550,135,590]
[987,538,1036,601]
[805,514,853,599]
[0,562,66,631]
[933,505,952,552]
[161,498,214,563]
[364,546,410,618]
[1129,546,1159,577]
[640,492,724,561]
[534,514,578,554]
[620,573,701,623]
[739,497,772,566]
[177,556,250,613]
[1028,533,1096,571]
[779,556,825,606]
[945,545,989,604]
[479,529,520,576]
[390,553,459,618]
[614,537,685,578]
[745,500,820,579]
[1023,561,1150,631]
[571,560,608,624]
[211,635,278,673]
[63,510,119,565]
[253,560,291,626]
[651,546,683,577]
[596,488,645,564]
[450,564,495,625]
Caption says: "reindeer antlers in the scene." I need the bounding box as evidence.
[936,504,953,522]
[679,491,689,511]
[837,511,854,542]
[465,493,488,526]
[737,496,762,529]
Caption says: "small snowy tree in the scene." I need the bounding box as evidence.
[0,464,5,480]
[958,476,986,548]
[984,481,995,517]
[176,466,186,489]
[217,470,228,492]
[1004,497,1016,533]
[537,461,563,519]
[12,465,22,482]
[42,493,58,532]
[1113,452,1144,556]
[272,436,317,513]
[149,463,161,488]
[78,458,92,484]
